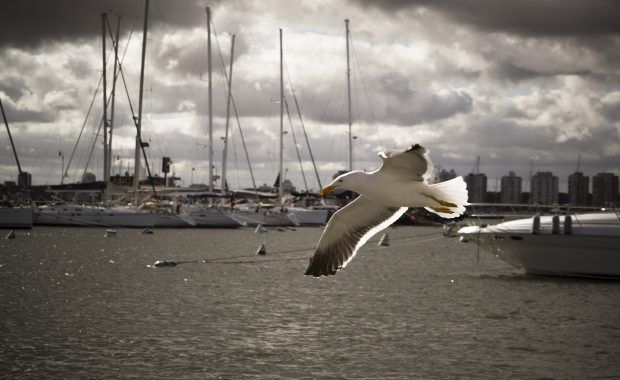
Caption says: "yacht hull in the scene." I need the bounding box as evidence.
[473,233,620,278]
[458,213,620,279]
[0,207,33,229]
[34,206,156,228]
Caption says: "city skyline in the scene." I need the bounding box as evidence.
[1,0,619,193]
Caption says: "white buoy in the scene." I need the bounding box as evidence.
[254,224,266,234]
[256,243,267,255]
[5,230,16,239]
[378,232,390,246]
[105,229,118,237]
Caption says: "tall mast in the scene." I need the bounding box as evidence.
[108,14,121,198]
[207,6,214,192]
[0,98,22,175]
[279,28,284,201]
[101,13,109,197]
[133,0,149,202]
[345,19,353,172]
[221,34,236,198]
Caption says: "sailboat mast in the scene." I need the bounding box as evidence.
[108,14,121,196]
[221,34,236,198]
[207,6,214,193]
[101,13,109,200]
[279,28,284,201]
[345,19,353,172]
[134,0,149,202]
[0,98,23,175]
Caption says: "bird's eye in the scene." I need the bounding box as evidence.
[339,179,343,182]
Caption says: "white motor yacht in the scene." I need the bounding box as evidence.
[457,212,620,279]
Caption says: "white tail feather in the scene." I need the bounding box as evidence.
[424,176,469,219]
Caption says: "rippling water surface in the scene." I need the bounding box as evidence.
[1,226,620,379]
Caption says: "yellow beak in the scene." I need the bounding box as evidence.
[320,184,337,196]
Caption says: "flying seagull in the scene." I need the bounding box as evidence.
[305,144,468,277]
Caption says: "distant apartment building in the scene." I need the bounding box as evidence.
[568,172,589,205]
[500,171,521,204]
[435,168,457,183]
[530,171,558,204]
[465,173,487,203]
[592,172,619,206]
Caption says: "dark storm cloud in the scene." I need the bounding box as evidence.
[351,0,620,37]
[0,0,225,48]
[490,60,592,82]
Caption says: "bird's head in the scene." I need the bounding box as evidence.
[320,171,365,196]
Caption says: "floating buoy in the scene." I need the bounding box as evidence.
[378,232,390,247]
[4,230,16,240]
[105,229,118,237]
[256,243,267,255]
[143,228,154,235]
[254,224,266,234]
[154,260,177,268]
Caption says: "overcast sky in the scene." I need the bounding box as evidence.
[1,0,619,192]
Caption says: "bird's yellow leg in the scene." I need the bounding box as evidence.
[422,194,457,208]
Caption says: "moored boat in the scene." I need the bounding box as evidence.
[457,212,620,279]
[0,206,33,229]
[34,203,157,228]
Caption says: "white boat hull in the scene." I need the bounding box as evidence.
[235,210,299,227]
[152,213,196,228]
[472,233,620,278]
[288,209,329,226]
[0,207,33,229]
[458,212,620,279]
[185,207,245,228]
[34,205,156,228]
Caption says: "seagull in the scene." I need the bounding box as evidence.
[305,144,468,277]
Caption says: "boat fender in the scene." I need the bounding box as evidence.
[552,215,560,234]
[564,215,572,235]
[532,215,540,234]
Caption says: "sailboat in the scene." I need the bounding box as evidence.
[35,9,159,228]
[231,29,302,227]
[182,6,246,228]
[0,97,34,229]
[286,20,357,226]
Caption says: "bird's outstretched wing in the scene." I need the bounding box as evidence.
[305,196,408,277]
[377,144,433,182]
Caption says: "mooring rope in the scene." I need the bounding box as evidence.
[152,230,444,267]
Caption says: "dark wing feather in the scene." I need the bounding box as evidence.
[377,144,433,181]
[305,196,408,277]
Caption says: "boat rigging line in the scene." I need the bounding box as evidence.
[284,97,309,193]
[211,22,258,198]
[283,61,323,189]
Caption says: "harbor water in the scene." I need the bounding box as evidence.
[1,226,619,379]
